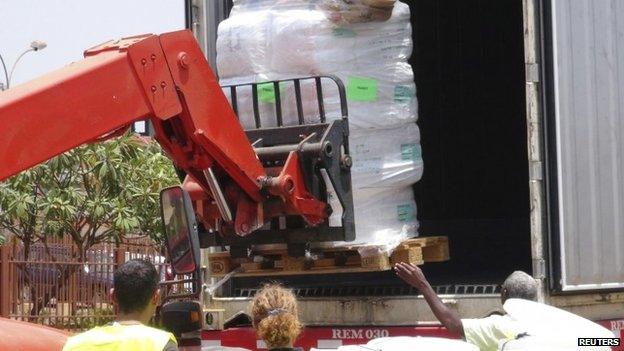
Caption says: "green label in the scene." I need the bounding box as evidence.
[347,76,378,102]
[397,204,416,222]
[257,82,285,103]
[394,85,413,103]
[401,143,422,161]
[333,27,357,38]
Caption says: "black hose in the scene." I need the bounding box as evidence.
[0,53,9,89]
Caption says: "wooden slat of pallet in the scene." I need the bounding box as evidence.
[390,246,424,266]
[208,252,232,275]
[422,243,450,262]
[233,266,400,277]
[208,236,449,277]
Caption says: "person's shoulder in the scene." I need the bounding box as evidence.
[62,326,108,350]
[463,314,515,327]
[136,324,172,334]
[67,325,106,338]
[485,314,517,327]
[121,324,176,345]
[162,340,179,351]
[484,314,513,322]
[461,314,521,351]
[462,314,496,325]
[461,314,519,338]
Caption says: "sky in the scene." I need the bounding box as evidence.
[0,0,186,87]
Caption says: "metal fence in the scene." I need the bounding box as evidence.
[0,235,166,331]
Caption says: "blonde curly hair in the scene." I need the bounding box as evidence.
[250,284,302,348]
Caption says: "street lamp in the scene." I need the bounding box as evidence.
[0,40,47,90]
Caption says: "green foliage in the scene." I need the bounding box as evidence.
[0,132,179,256]
[37,306,115,331]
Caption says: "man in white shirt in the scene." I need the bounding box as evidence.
[395,264,537,351]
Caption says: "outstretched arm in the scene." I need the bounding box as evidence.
[394,263,464,337]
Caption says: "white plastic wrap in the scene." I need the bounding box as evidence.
[217,2,416,130]
[220,75,341,129]
[230,0,319,14]
[220,83,422,189]
[328,187,418,248]
[231,0,398,25]
[218,3,412,74]
[314,3,412,72]
[306,65,418,130]
[269,10,331,74]
[216,10,271,79]
[221,73,416,131]
[266,4,412,74]
[350,123,423,189]
[329,70,417,129]
[217,1,423,251]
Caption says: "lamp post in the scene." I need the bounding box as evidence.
[0,40,47,91]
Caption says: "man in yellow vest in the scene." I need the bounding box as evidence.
[63,259,178,351]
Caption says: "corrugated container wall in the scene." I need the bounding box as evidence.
[550,0,624,291]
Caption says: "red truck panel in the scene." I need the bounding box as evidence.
[0,317,69,350]
[201,326,456,350]
[598,319,624,351]
[202,319,624,351]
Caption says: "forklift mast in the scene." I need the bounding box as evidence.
[0,30,354,250]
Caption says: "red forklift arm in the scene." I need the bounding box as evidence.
[0,30,327,236]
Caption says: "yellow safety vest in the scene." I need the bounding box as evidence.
[62,322,177,351]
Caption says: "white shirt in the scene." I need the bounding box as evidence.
[462,314,525,351]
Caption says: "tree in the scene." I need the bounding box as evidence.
[0,132,179,259]
[0,132,179,317]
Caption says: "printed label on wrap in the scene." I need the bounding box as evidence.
[394,85,413,103]
[401,143,422,161]
[257,82,285,103]
[397,204,416,222]
[333,27,357,38]
[347,76,378,102]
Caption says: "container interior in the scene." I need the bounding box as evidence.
[411,0,532,286]
[222,0,532,297]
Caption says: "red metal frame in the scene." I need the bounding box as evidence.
[264,152,328,226]
[0,30,328,238]
[201,326,456,350]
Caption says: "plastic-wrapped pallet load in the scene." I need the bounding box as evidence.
[221,74,417,130]
[217,0,422,252]
[328,187,418,247]
[217,1,417,131]
[219,0,410,77]
[220,77,344,129]
[350,123,423,189]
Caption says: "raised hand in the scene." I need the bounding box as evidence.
[394,262,429,290]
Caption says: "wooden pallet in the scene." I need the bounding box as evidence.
[208,236,450,277]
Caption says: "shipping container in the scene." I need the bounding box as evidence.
[187,0,624,348]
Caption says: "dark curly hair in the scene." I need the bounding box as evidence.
[113,259,158,313]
